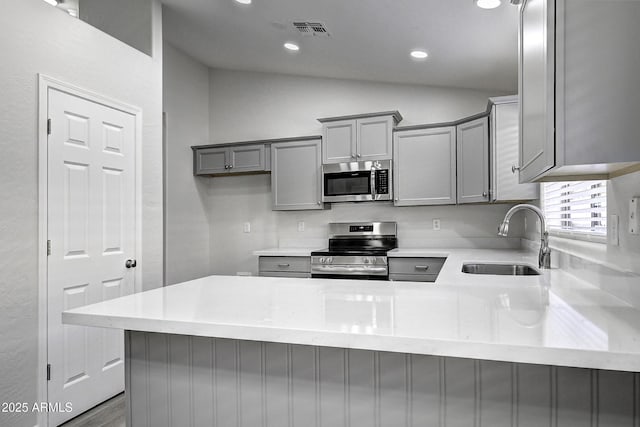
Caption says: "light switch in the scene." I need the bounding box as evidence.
[243,222,251,233]
[297,221,305,232]
[433,219,441,231]
[630,198,639,234]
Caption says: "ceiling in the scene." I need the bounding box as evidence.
[162,0,519,92]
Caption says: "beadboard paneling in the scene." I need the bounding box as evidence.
[125,332,640,427]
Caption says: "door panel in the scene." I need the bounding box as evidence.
[48,88,136,425]
[323,119,356,164]
[457,117,489,204]
[519,0,556,182]
[393,127,457,206]
[195,147,228,175]
[230,144,265,172]
[357,116,393,161]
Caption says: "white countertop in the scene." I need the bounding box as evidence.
[63,249,640,372]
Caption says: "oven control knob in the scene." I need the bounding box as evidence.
[364,258,370,264]
[327,257,333,264]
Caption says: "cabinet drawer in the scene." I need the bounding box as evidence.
[389,257,446,276]
[259,272,311,279]
[389,273,439,283]
[258,256,311,273]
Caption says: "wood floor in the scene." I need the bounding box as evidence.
[60,393,125,427]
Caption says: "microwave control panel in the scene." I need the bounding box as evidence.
[375,170,389,194]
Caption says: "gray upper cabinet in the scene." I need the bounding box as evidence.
[194,146,228,175]
[490,96,539,202]
[323,119,356,163]
[519,0,640,182]
[271,138,325,210]
[456,117,489,204]
[229,145,265,173]
[320,112,401,164]
[193,143,266,176]
[393,127,456,206]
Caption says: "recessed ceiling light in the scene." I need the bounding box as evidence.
[235,0,252,4]
[43,0,58,5]
[410,50,428,60]
[284,42,300,51]
[475,0,501,9]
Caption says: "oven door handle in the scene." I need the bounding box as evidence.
[311,265,388,274]
[370,168,377,199]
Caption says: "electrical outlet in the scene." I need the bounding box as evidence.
[630,198,639,234]
[433,219,441,231]
[243,222,251,233]
[610,214,619,246]
[297,221,305,232]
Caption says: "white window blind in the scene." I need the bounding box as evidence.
[542,180,607,237]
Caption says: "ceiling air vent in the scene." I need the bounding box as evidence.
[292,21,330,37]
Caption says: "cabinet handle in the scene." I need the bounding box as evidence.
[229,165,233,170]
[351,153,356,159]
[357,153,361,158]
[415,265,429,270]
[512,165,520,174]
[482,191,488,197]
[278,263,290,268]
[317,201,322,205]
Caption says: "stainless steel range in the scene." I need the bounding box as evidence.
[311,222,398,280]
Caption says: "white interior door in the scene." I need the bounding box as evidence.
[47,88,136,426]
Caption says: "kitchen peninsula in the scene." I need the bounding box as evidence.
[63,249,640,427]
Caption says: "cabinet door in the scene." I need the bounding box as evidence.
[457,117,489,204]
[229,144,265,173]
[393,127,456,206]
[272,139,324,210]
[518,0,556,182]
[491,101,539,201]
[194,147,228,175]
[323,119,356,164]
[357,116,393,161]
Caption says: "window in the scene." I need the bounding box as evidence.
[542,180,607,241]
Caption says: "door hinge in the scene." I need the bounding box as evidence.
[47,240,51,256]
[47,119,51,135]
[47,364,51,381]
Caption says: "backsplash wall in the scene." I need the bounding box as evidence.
[208,175,524,275]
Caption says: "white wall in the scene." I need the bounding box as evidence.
[206,69,520,275]
[608,170,640,254]
[0,1,163,425]
[209,68,506,143]
[163,42,212,285]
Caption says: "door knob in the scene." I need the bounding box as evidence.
[125,259,137,269]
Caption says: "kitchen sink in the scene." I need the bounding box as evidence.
[461,263,540,276]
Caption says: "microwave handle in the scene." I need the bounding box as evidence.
[370,168,377,198]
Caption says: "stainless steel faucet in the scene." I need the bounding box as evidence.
[498,204,551,269]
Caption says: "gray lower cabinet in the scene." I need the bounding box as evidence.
[457,117,489,204]
[389,257,446,282]
[393,127,457,206]
[271,138,325,210]
[193,143,266,176]
[258,256,311,278]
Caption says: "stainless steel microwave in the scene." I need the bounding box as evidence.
[322,160,392,202]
